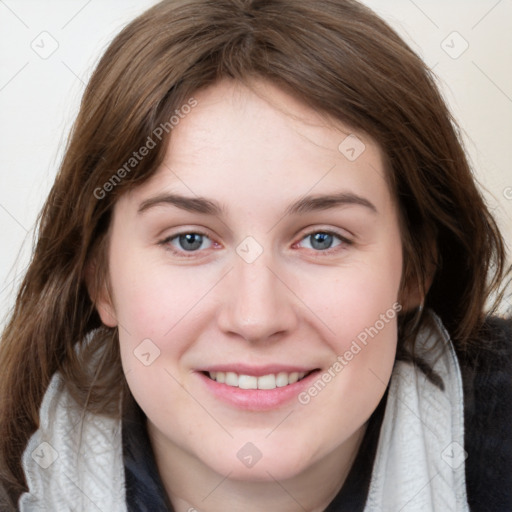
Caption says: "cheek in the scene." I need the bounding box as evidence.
[314,274,399,406]
[109,244,211,338]
[107,248,210,396]
[305,242,402,355]
[298,234,402,410]
[110,258,206,425]
[333,271,401,354]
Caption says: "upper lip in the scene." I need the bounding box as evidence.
[197,364,318,377]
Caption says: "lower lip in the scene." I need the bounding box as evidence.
[197,371,320,411]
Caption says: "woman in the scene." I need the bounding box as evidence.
[0,0,510,510]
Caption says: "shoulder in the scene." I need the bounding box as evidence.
[456,316,512,512]
[19,372,126,511]
[458,316,512,401]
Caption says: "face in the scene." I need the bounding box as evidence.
[98,80,403,483]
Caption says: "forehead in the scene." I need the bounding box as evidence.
[121,79,394,218]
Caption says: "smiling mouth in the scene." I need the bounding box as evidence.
[203,370,318,390]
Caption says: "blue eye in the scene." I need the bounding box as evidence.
[168,233,213,252]
[298,232,346,251]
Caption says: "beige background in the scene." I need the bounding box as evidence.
[0,0,511,326]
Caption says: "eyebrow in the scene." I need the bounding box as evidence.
[285,192,377,215]
[137,191,377,216]
[138,193,224,216]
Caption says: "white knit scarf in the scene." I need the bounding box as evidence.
[19,312,468,511]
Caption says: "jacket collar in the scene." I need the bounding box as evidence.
[364,312,469,511]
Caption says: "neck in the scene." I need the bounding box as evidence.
[148,422,367,512]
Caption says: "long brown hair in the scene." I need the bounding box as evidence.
[0,0,509,504]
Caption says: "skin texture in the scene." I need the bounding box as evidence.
[97,80,404,512]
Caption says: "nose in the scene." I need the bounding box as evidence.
[216,255,299,344]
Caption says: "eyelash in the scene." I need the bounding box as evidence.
[293,230,353,255]
[159,230,214,258]
[158,229,353,258]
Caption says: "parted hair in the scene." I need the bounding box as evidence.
[0,0,508,504]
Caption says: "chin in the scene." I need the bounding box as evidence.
[200,440,317,482]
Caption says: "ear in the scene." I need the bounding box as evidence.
[399,240,437,312]
[400,272,433,311]
[84,258,118,328]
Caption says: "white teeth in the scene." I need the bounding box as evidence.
[257,374,276,390]
[225,372,238,386]
[288,372,299,384]
[275,372,289,387]
[208,370,309,389]
[238,375,258,390]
